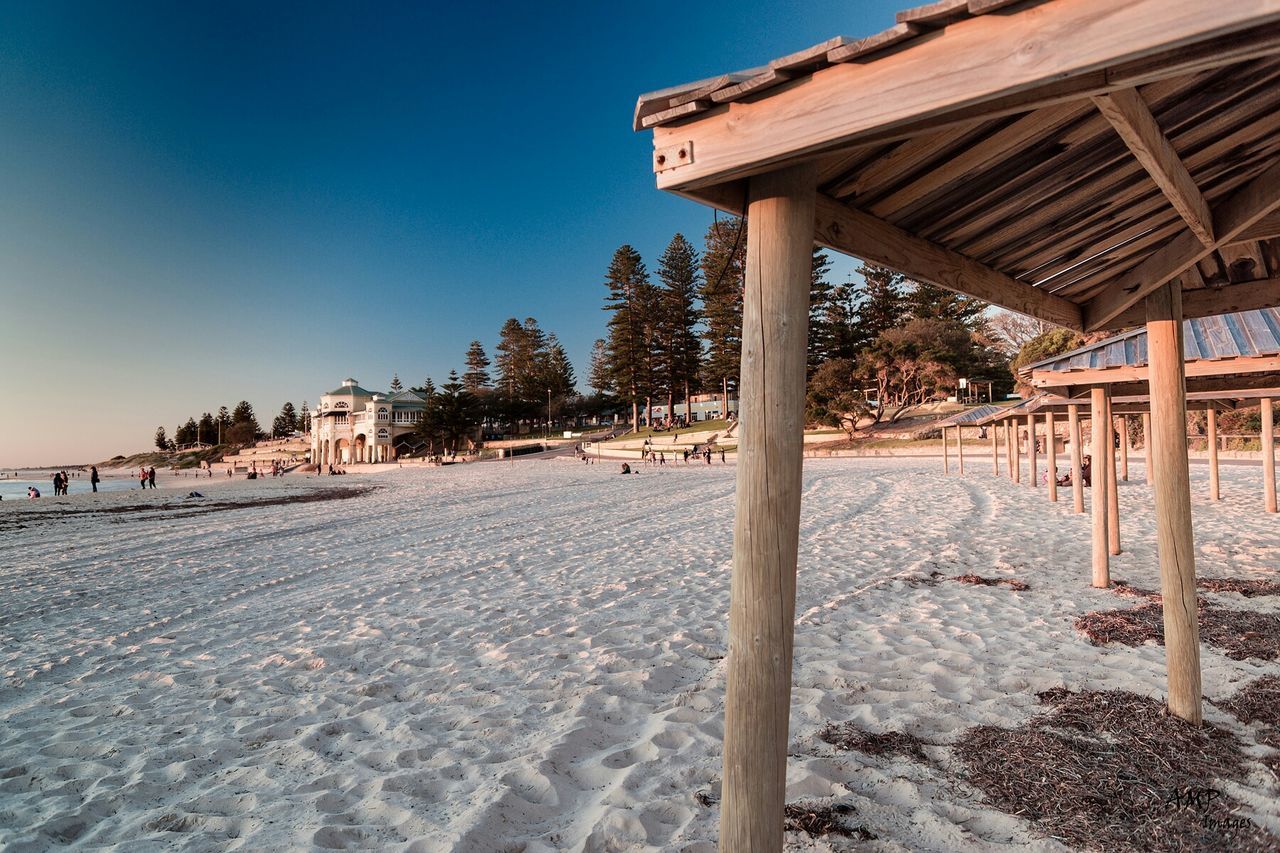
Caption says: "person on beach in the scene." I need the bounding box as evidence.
[28,486,40,499]
[148,467,156,489]
[90,466,99,492]
[51,471,61,495]
[139,468,148,489]
[620,463,631,474]
[720,449,726,464]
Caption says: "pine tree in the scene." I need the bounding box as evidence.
[273,402,297,437]
[906,282,989,331]
[853,265,908,349]
[390,374,403,393]
[700,216,746,398]
[495,318,525,396]
[588,339,611,395]
[655,233,703,417]
[155,426,168,451]
[198,412,216,444]
[463,340,492,392]
[216,406,231,434]
[518,317,550,403]
[228,401,260,445]
[807,249,838,376]
[602,244,654,427]
[299,402,312,434]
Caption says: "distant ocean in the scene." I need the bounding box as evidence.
[0,477,138,500]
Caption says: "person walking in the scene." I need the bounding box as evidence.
[51,471,61,495]
[139,468,148,489]
[148,467,156,489]
[90,465,99,492]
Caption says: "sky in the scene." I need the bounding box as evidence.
[0,0,908,468]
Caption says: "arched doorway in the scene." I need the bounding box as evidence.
[354,434,368,463]
[334,438,350,464]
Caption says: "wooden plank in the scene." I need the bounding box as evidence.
[1218,241,1268,281]
[1047,412,1058,502]
[1092,87,1216,245]
[652,0,1280,192]
[1084,156,1280,330]
[1236,210,1280,240]
[720,162,816,851]
[709,69,793,105]
[827,120,984,200]
[898,0,970,26]
[969,0,1024,12]
[868,99,1093,218]
[827,24,921,64]
[1106,393,1122,555]
[1144,283,1203,725]
[1263,398,1277,511]
[770,37,851,74]
[1107,277,1280,327]
[813,194,1083,329]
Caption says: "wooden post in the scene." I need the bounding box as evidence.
[720,163,816,851]
[1011,421,1020,484]
[1047,412,1058,503]
[942,426,950,474]
[1069,404,1084,514]
[1143,411,1154,488]
[1027,414,1037,487]
[1207,407,1220,501]
[990,423,999,476]
[1090,386,1110,588]
[957,425,964,475]
[1119,414,1129,481]
[1145,282,1202,725]
[1263,398,1276,513]
[1105,390,1121,556]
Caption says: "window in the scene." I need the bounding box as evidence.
[378,407,389,421]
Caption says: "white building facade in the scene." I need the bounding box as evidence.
[312,378,426,466]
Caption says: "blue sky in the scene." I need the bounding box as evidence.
[0,0,907,467]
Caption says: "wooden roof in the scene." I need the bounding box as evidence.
[1025,308,1280,396]
[636,0,1280,332]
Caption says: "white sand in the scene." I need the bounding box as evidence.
[1,458,1278,851]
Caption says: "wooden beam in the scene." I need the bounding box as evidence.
[943,425,951,473]
[991,422,1000,475]
[1146,283,1203,724]
[1119,414,1130,481]
[1264,398,1277,512]
[1047,411,1059,503]
[1069,404,1085,513]
[1092,87,1215,246]
[1235,210,1280,241]
[1027,414,1037,487]
[1106,392,1122,555]
[1084,157,1280,330]
[1091,386,1110,588]
[814,194,1083,329]
[1030,355,1280,393]
[1208,406,1220,501]
[720,164,816,851]
[1105,276,1280,327]
[957,425,965,474]
[652,0,1280,193]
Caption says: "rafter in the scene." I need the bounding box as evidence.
[813,195,1083,329]
[1083,157,1280,330]
[1092,87,1215,246]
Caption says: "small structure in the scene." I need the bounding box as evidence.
[311,378,426,466]
[634,3,1280,847]
[644,392,739,424]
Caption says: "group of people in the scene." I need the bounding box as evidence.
[138,467,158,489]
[28,466,100,499]
[1055,455,1093,487]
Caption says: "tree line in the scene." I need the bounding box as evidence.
[592,215,1019,434]
[155,400,309,451]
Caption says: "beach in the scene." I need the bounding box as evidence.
[2,457,1278,850]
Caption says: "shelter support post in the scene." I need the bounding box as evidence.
[1091,387,1110,588]
[1264,399,1276,514]
[957,426,964,475]
[1145,283,1202,725]
[720,162,816,852]
[991,425,999,476]
[1143,412,1154,489]
[1119,415,1129,481]
[943,426,950,474]
[1011,421,1020,484]
[1027,415,1037,487]
[1106,391,1121,556]
[1069,404,1084,514]
[1047,412,1058,503]
[1207,407,1220,501]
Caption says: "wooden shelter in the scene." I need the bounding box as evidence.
[634,3,1280,848]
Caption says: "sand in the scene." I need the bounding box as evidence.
[1,457,1277,851]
